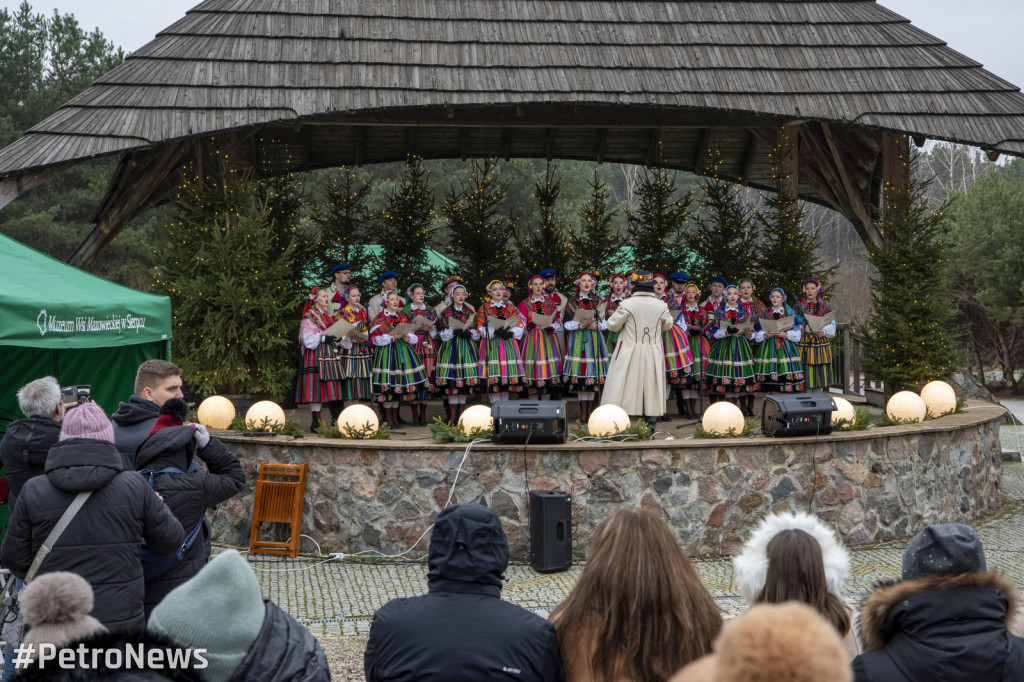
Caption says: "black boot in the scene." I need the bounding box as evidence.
[443,399,452,424]
[396,404,408,425]
[676,393,687,417]
[310,410,321,433]
[328,401,342,426]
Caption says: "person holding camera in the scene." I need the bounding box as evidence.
[0,377,65,515]
[111,359,184,471]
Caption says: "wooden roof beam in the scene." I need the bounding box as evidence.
[0,164,71,212]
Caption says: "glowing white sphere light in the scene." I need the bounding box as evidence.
[588,404,630,436]
[459,404,493,433]
[196,395,235,429]
[886,391,926,424]
[831,397,856,424]
[701,401,746,436]
[920,381,957,418]
[338,404,380,434]
[245,400,286,430]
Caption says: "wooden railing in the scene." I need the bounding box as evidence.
[830,323,885,398]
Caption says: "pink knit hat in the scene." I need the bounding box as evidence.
[60,402,115,443]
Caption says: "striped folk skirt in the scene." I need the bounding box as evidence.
[684,332,711,390]
[562,329,608,392]
[371,341,427,402]
[705,335,759,394]
[662,326,695,386]
[478,337,525,392]
[339,342,372,401]
[797,330,835,390]
[753,337,805,393]
[433,337,481,395]
[296,342,343,404]
[520,328,562,394]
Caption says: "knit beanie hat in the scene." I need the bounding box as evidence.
[20,572,107,656]
[148,549,266,682]
[902,523,987,580]
[670,602,851,682]
[148,397,190,437]
[59,401,114,443]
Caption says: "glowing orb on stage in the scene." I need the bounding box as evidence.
[196,395,235,429]
[245,400,286,430]
[831,397,855,424]
[920,381,957,418]
[886,391,926,424]
[702,401,745,436]
[459,404,493,433]
[588,404,630,436]
[338,404,380,434]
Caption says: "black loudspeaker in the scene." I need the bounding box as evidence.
[762,393,836,437]
[492,400,567,444]
[529,490,572,573]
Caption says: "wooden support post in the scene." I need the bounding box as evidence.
[777,124,800,206]
[545,128,556,162]
[881,132,910,198]
[739,131,758,182]
[595,128,607,164]
[0,164,69,212]
[694,128,711,173]
[460,127,469,160]
[354,127,364,167]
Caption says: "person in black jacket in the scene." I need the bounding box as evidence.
[853,523,1024,681]
[1,402,184,633]
[147,549,329,682]
[0,376,63,513]
[111,360,184,471]
[135,398,246,616]
[364,503,564,682]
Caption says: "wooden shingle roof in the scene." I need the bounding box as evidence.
[2,0,1022,265]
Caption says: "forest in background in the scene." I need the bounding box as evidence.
[3,2,1024,392]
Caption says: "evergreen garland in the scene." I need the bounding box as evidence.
[571,173,623,277]
[441,158,519,295]
[861,173,960,388]
[375,155,439,287]
[153,153,298,397]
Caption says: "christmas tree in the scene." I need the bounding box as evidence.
[625,157,694,275]
[689,155,759,284]
[375,155,439,288]
[571,173,623,277]
[752,148,832,300]
[861,174,960,388]
[153,152,298,397]
[310,166,372,287]
[441,158,518,297]
[515,161,574,282]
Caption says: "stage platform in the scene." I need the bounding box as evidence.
[209,401,1005,560]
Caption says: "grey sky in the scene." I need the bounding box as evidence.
[6,0,1024,90]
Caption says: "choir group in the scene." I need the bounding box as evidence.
[296,263,837,430]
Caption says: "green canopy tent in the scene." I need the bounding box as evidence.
[0,232,173,434]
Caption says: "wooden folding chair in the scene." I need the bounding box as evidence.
[248,462,308,557]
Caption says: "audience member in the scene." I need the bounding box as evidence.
[670,602,852,682]
[147,549,330,682]
[111,360,184,470]
[135,398,245,617]
[364,503,563,681]
[732,511,856,657]
[1,402,184,632]
[550,507,722,682]
[852,523,1024,681]
[15,571,204,681]
[0,376,64,513]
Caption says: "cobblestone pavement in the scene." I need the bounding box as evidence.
[237,426,1024,640]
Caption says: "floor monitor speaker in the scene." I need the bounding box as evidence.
[762,393,836,437]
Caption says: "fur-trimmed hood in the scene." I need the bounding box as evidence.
[859,571,1022,651]
[853,571,1024,682]
[732,511,850,603]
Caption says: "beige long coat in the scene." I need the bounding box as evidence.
[603,291,674,416]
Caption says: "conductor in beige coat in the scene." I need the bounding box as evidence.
[604,272,674,424]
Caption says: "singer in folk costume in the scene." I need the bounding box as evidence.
[603,271,675,426]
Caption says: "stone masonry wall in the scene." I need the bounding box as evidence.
[210,408,1003,559]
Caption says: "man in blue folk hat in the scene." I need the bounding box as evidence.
[668,272,690,313]
[327,262,353,316]
[368,270,404,320]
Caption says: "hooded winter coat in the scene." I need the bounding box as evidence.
[853,572,1024,681]
[111,397,161,471]
[364,504,564,681]
[0,438,184,632]
[228,599,330,682]
[135,426,246,617]
[0,415,62,512]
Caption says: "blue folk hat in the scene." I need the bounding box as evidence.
[538,268,556,279]
[378,270,398,285]
[709,275,728,286]
[331,263,351,275]
[670,272,690,284]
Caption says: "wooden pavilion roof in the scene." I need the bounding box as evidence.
[0,0,1022,266]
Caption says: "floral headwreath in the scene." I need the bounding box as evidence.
[738,278,755,290]
[302,286,324,315]
[574,271,600,292]
[608,273,627,283]
[684,281,701,294]
[528,273,545,285]
[405,283,425,300]
[629,271,654,285]
[803,279,822,289]
[445,283,467,307]
[484,279,505,302]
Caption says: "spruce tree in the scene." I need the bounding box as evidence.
[753,150,832,300]
[253,141,313,302]
[515,161,573,281]
[153,154,298,397]
[624,161,694,275]
[689,156,759,283]
[375,155,438,288]
[861,175,960,388]
[441,158,518,297]
[310,166,372,285]
[570,173,623,277]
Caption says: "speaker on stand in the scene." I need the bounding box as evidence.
[529,489,572,573]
